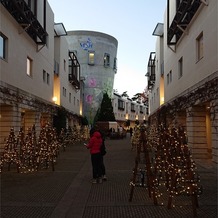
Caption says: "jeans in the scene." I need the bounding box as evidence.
[91,153,102,179]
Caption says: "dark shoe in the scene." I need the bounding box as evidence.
[103,175,107,181]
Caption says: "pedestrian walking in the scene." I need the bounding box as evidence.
[85,128,103,184]
[130,127,133,137]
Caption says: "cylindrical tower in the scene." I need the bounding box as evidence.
[65,30,118,125]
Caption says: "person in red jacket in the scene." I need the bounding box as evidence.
[86,129,103,184]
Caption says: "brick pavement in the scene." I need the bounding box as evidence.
[1,134,217,218]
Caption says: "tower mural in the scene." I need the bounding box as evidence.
[65,31,118,125]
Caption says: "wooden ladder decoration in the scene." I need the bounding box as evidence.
[129,131,157,205]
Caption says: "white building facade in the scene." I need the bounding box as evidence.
[0,0,55,149]
[147,0,218,163]
[53,34,81,128]
[0,1,82,149]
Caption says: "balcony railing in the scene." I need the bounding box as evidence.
[68,74,80,90]
[1,0,47,44]
[167,0,202,45]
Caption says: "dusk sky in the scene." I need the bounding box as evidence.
[48,0,166,97]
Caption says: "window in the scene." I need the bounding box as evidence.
[167,73,169,84]
[104,53,110,67]
[113,57,117,72]
[46,73,50,85]
[178,57,183,78]
[54,60,59,75]
[64,59,66,71]
[88,51,95,65]
[118,99,125,110]
[43,70,46,82]
[62,87,66,97]
[167,70,172,84]
[169,70,172,83]
[43,70,50,84]
[27,57,32,77]
[126,102,128,112]
[131,103,135,112]
[69,93,71,103]
[0,33,7,60]
[196,33,203,61]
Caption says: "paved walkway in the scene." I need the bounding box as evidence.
[1,134,217,218]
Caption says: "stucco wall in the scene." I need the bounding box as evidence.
[164,1,217,102]
[0,2,54,102]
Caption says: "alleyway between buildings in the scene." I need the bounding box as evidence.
[1,133,217,218]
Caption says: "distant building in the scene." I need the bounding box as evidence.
[147,0,218,163]
[65,31,118,125]
[112,92,148,128]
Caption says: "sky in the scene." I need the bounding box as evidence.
[48,0,167,98]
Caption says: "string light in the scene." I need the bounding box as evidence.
[0,123,90,173]
[129,123,203,216]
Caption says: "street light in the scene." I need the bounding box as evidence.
[52,96,57,104]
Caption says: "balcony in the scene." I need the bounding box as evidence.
[68,74,80,90]
[167,0,202,45]
[1,0,47,44]
[146,52,156,90]
[69,51,80,90]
